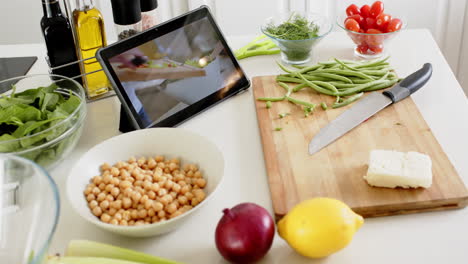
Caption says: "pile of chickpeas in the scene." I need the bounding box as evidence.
[83,156,207,226]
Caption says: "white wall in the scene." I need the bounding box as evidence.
[1,0,467,94]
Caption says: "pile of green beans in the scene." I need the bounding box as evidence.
[258,57,400,113]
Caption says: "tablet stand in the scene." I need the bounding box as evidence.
[119,105,137,133]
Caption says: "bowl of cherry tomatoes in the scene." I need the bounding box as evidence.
[337,1,405,59]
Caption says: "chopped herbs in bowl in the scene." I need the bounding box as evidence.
[0,74,86,169]
[261,12,333,64]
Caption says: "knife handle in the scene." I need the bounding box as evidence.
[383,63,433,103]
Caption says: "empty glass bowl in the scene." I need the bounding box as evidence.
[0,155,60,264]
[261,12,333,64]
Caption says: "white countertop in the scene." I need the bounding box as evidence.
[3,29,468,263]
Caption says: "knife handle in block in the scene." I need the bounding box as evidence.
[383,63,433,103]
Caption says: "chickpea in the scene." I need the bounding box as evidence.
[92,206,102,217]
[185,192,194,200]
[134,180,143,187]
[135,221,145,226]
[193,189,206,202]
[128,156,136,164]
[155,155,164,162]
[101,163,111,172]
[148,208,156,217]
[178,180,187,187]
[106,194,114,202]
[194,171,202,178]
[119,180,132,189]
[170,158,180,165]
[170,211,182,219]
[145,217,152,223]
[195,178,207,188]
[140,195,149,204]
[137,157,146,166]
[178,196,188,205]
[122,211,131,221]
[163,168,170,174]
[191,197,199,207]
[164,180,174,190]
[151,215,159,223]
[166,203,177,214]
[100,200,110,210]
[96,192,106,202]
[174,174,184,182]
[144,200,153,210]
[148,158,157,169]
[185,178,193,185]
[148,191,156,200]
[152,201,163,212]
[92,176,103,185]
[112,200,122,210]
[113,212,122,221]
[103,174,113,184]
[111,187,120,197]
[157,188,167,197]
[111,177,120,186]
[137,204,144,210]
[160,196,170,206]
[120,220,128,226]
[157,162,165,169]
[84,186,93,196]
[169,191,177,199]
[157,210,166,218]
[86,193,96,202]
[138,209,148,218]
[122,197,132,209]
[168,162,177,171]
[110,167,120,177]
[144,175,152,182]
[183,164,191,172]
[89,200,98,209]
[102,171,111,177]
[180,185,190,195]
[172,183,181,193]
[143,180,152,191]
[104,184,113,193]
[186,171,194,178]
[120,170,130,178]
[141,164,149,170]
[128,220,135,226]
[98,183,106,191]
[101,213,111,223]
[131,192,142,203]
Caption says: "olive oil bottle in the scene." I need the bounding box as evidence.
[73,0,109,97]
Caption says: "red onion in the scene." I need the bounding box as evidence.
[215,203,275,263]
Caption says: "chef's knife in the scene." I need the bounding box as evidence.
[308,63,433,155]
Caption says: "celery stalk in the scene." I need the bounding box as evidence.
[65,240,181,264]
[47,256,147,264]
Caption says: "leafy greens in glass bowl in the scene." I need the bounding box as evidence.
[0,74,86,169]
[261,12,333,64]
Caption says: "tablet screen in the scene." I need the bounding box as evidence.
[108,16,246,128]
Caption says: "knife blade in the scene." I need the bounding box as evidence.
[308,63,433,155]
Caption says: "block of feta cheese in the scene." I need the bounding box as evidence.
[364,150,432,188]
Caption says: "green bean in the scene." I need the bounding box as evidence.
[362,79,399,92]
[292,82,309,92]
[277,62,295,73]
[286,96,316,108]
[319,69,374,80]
[297,73,338,96]
[337,80,387,96]
[276,76,302,83]
[354,56,389,69]
[292,64,307,69]
[328,82,358,88]
[307,72,353,83]
[334,58,359,71]
[312,81,339,93]
[359,70,391,76]
[295,74,329,82]
[275,127,283,131]
[378,71,390,80]
[348,78,372,84]
[266,101,272,108]
[321,102,328,110]
[257,97,285,102]
[297,64,322,73]
[278,82,293,97]
[335,96,341,103]
[332,92,364,108]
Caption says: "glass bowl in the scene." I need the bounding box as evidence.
[336,15,407,59]
[261,12,333,64]
[0,155,60,264]
[0,74,87,169]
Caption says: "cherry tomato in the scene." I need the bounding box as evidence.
[346,4,361,16]
[346,14,364,25]
[366,28,384,46]
[360,4,371,18]
[386,18,403,32]
[365,17,376,29]
[376,13,391,29]
[357,43,369,54]
[370,1,384,18]
[345,18,360,32]
[369,45,383,54]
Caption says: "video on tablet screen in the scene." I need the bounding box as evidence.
[109,17,243,128]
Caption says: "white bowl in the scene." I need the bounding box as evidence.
[66,128,224,237]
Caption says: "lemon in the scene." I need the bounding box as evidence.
[278,197,364,258]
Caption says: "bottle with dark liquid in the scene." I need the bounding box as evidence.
[40,0,81,81]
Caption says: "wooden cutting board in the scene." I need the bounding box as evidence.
[252,76,468,219]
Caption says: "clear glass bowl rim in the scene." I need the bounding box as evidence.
[0,154,60,264]
[261,12,334,42]
[0,74,86,149]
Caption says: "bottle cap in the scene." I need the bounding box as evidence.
[140,0,158,12]
[111,0,141,25]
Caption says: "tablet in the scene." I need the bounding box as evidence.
[97,6,250,129]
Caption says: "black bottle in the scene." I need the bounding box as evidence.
[40,0,81,82]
